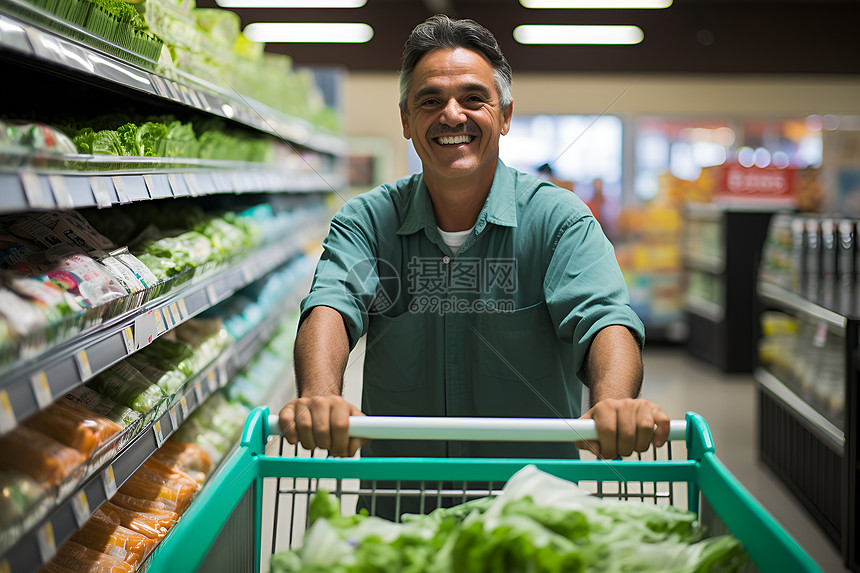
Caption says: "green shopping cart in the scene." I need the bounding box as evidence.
[148,407,820,572]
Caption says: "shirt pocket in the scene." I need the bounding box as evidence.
[364,311,428,393]
[474,301,557,382]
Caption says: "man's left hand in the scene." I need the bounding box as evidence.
[574,398,670,459]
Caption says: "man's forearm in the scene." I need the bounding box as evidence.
[294,305,351,397]
[582,325,643,406]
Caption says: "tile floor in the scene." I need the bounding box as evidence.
[335,339,848,572]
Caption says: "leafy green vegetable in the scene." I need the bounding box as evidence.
[116,123,141,156]
[136,122,168,157]
[92,130,124,155]
[270,466,749,573]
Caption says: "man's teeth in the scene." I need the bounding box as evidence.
[437,135,473,145]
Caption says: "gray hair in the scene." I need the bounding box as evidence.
[399,14,513,114]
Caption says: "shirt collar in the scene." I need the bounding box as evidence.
[396,159,518,236]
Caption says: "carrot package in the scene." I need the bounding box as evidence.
[0,426,85,487]
[115,458,199,514]
[23,401,122,456]
[43,540,134,573]
[69,513,155,569]
[152,440,213,485]
[95,502,178,541]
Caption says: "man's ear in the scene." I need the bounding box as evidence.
[500,100,513,136]
[400,108,412,140]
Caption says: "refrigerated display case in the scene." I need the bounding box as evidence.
[0,4,342,571]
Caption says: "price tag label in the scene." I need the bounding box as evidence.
[162,305,176,329]
[142,174,156,199]
[194,382,204,405]
[180,395,189,418]
[134,311,158,350]
[167,173,185,197]
[177,298,188,318]
[207,370,217,393]
[169,302,181,323]
[30,371,53,408]
[111,176,131,203]
[185,173,201,197]
[0,390,15,433]
[153,419,165,447]
[187,87,203,109]
[36,521,56,561]
[242,265,254,284]
[74,349,93,380]
[1,558,10,573]
[71,490,91,527]
[89,177,112,208]
[216,359,229,388]
[122,326,135,354]
[169,406,178,428]
[48,174,75,208]
[21,171,52,209]
[206,284,219,305]
[155,309,167,334]
[102,465,118,498]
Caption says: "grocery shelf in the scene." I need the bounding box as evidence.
[755,367,845,453]
[0,10,345,157]
[0,157,344,213]
[683,295,725,322]
[0,225,319,434]
[0,280,302,573]
[758,281,847,332]
[682,251,725,275]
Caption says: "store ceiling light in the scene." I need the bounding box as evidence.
[216,0,365,6]
[521,0,670,7]
[244,22,374,43]
[513,25,644,45]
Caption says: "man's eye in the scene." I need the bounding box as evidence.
[421,99,440,106]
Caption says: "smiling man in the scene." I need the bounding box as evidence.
[279,15,669,470]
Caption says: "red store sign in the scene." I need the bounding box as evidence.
[717,165,796,205]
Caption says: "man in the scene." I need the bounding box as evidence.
[279,15,669,465]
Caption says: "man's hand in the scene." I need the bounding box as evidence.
[574,398,670,459]
[278,395,368,457]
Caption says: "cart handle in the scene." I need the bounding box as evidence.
[268,415,687,443]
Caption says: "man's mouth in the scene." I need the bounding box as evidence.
[435,135,475,145]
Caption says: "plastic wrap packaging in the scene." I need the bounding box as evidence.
[86,362,166,414]
[0,286,51,336]
[95,502,178,541]
[23,401,123,456]
[116,458,199,515]
[69,513,155,569]
[42,540,134,573]
[0,470,44,528]
[138,338,195,376]
[124,353,187,396]
[0,426,84,487]
[41,245,127,308]
[152,440,213,485]
[63,387,142,429]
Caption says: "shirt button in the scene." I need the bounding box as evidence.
[442,256,451,264]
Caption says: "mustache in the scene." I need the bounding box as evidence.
[427,121,478,138]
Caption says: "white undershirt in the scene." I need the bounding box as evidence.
[437,225,475,256]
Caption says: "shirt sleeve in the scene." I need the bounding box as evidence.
[299,213,379,350]
[543,213,645,375]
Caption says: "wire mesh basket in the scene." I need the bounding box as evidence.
[148,408,821,573]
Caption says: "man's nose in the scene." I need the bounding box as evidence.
[439,98,467,125]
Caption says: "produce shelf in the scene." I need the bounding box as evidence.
[683,294,725,322]
[758,281,848,332]
[0,273,306,573]
[0,10,345,157]
[0,217,323,434]
[0,158,344,212]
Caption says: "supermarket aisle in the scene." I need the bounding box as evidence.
[638,345,847,573]
[340,340,847,571]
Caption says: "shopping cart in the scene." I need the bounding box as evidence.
[147,407,820,573]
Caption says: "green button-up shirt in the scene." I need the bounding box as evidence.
[301,160,644,460]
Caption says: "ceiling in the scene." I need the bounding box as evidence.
[195,0,860,74]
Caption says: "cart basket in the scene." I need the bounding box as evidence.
[148,408,820,573]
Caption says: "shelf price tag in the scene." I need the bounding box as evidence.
[153,419,165,447]
[74,349,93,380]
[71,490,91,527]
[242,265,254,284]
[30,371,53,409]
[89,177,112,208]
[142,174,156,199]
[207,370,217,393]
[179,395,189,418]
[167,173,187,197]
[36,521,56,561]
[169,406,178,429]
[21,171,52,209]
[177,298,188,318]
[162,305,176,329]
[102,465,118,498]
[111,176,131,203]
[48,174,75,208]
[134,311,158,350]
[155,308,167,334]
[184,173,202,197]
[194,382,204,405]
[169,302,182,324]
[1,559,10,573]
[0,390,15,434]
[216,359,229,388]
[122,326,135,354]
[206,284,219,305]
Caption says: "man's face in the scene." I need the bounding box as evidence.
[400,47,513,186]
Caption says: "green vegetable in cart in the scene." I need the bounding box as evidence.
[269,466,748,573]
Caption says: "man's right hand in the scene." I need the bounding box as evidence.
[278,395,368,457]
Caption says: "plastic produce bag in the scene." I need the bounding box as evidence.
[95,502,179,541]
[0,470,44,528]
[63,386,142,428]
[0,426,85,487]
[86,362,166,414]
[44,540,134,573]
[69,513,156,569]
[23,401,122,456]
[125,353,187,395]
[42,245,127,307]
[152,440,212,485]
[115,458,199,514]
